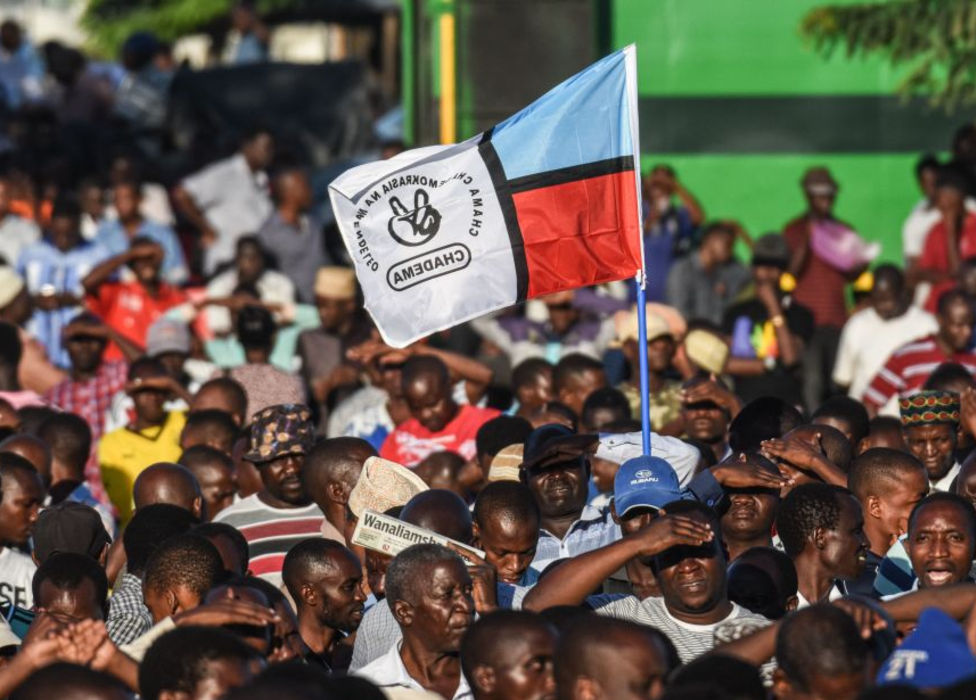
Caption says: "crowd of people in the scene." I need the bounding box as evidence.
[9,13,976,700]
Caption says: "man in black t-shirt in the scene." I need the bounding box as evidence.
[722,234,814,407]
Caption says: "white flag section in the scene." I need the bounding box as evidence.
[329,139,518,347]
[329,45,642,348]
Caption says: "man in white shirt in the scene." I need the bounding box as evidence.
[357,544,474,700]
[524,499,767,663]
[0,454,44,609]
[173,127,274,275]
[833,265,937,400]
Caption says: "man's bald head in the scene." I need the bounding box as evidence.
[133,463,204,520]
[190,378,248,427]
[282,538,359,604]
[300,437,375,508]
[554,616,677,700]
[0,434,52,483]
[401,489,473,544]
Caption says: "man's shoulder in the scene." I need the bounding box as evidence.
[212,494,264,522]
[356,641,403,684]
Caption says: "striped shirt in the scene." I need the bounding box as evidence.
[213,494,325,587]
[862,336,976,411]
[531,505,621,574]
[591,595,768,663]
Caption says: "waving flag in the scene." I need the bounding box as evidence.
[329,45,643,347]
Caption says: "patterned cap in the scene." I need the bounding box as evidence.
[243,403,315,464]
[348,456,428,518]
[899,391,960,428]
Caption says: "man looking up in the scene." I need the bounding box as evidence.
[846,448,928,596]
[899,390,963,490]
[300,437,375,543]
[832,265,936,403]
[776,483,870,607]
[864,290,976,415]
[460,611,557,700]
[356,544,475,700]
[380,355,499,467]
[525,499,766,663]
[282,538,367,671]
[214,404,324,586]
[905,492,976,590]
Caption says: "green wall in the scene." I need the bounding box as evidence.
[613,0,932,263]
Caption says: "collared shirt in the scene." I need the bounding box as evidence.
[257,211,332,303]
[45,360,128,506]
[933,462,961,492]
[531,505,621,574]
[18,238,110,367]
[95,218,188,285]
[181,154,273,274]
[356,641,472,700]
[106,573,153,645]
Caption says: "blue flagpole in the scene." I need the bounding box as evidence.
[635,271,651,456]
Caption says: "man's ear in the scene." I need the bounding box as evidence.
[392,599,414,627]
[193,496,205,521]
[772,667,793,699]
[327,481,347,505]
[866,495,883,521]
[471,521,482,548]
[301,582,318,607]
[471,665,496,695]
[812,526,827,551]
[785,595,799,613]
[166,588,180,615]
[576,676,601,700]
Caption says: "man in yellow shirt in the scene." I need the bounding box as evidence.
[99,357,188,524]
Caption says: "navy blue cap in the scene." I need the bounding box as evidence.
[521,424,597,471]
[613,455,682,517]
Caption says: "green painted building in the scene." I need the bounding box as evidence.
[405,0,967,263]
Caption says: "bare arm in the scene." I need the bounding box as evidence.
[172,185,217,247]
[673,181,705,227]
[882,583,976,623]
[523,515,713,611]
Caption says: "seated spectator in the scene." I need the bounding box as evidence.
[356,544,474,699]
[227,305,304,423]
[460,611,557,700]
[282,539,366,671]
[525,500,766,663]
[863,289,976,416]
[106,504,198,646]
[82,237,186,363]
[833,265,937,403]
[213,405,324,586]
[95,180,187,285]
[180,447,238,522]
[299,437,373,543]
[776,483,870,606]
[98,358,187,524]
[899,390,962,490]
[258,170,334,303]
[0,453,44,608]
[204,236,295,338]
[380,355,499,467]
[16,197,109,367]
[666,220,750,325]
[105,153,176,227]
[722,233,814,407]
[138,626,259,700]
[31,552,108,621]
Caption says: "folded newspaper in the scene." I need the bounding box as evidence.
[352,510,485,561]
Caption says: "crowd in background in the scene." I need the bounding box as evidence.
[9,11,976,700]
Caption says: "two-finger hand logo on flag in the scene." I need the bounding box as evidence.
[329,45,643,347]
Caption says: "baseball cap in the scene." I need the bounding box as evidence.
[751,233,790,269]
[32,501,111,562]
[521,424,597,472]
[146,318,191,357]
[877,608,976,688]
[613,455,682,517]
[243,403,315,464]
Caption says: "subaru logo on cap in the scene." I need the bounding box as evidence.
[633,469,659,483]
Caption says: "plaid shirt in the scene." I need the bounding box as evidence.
[531,505,621,574]
[106,573,152,646]
[44,360,127,505]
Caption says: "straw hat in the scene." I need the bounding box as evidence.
[348,456,429,518]
[487,444,523,483]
